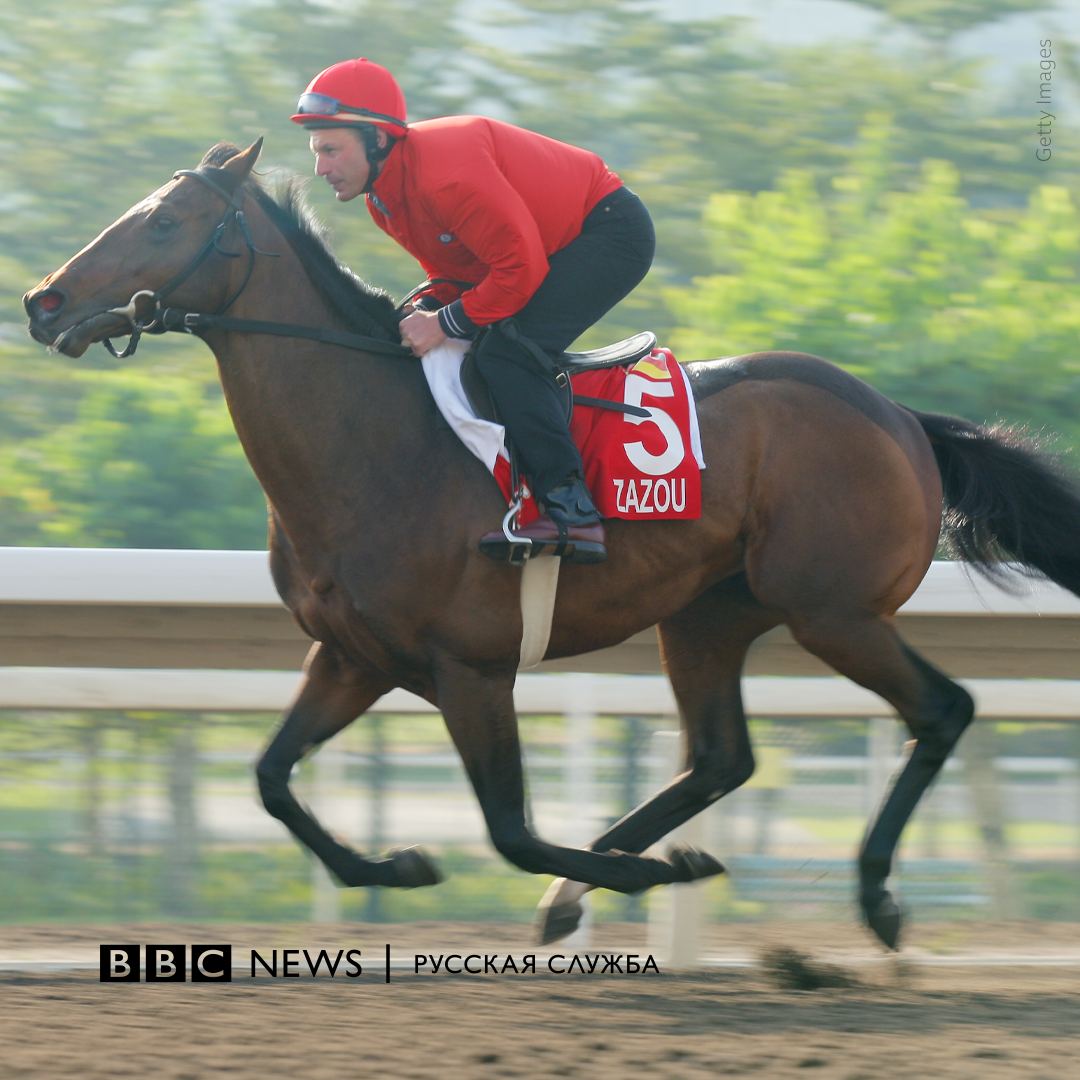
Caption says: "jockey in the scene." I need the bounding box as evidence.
[291,58,656,564]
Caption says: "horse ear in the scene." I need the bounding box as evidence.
[221,137,264,185]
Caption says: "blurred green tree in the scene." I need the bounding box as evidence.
[667,129,1080,444]
[2,0,1078,545]
[1,372,265,547]
[844,0,1052,43]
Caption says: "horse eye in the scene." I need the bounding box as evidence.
[150,214,179,235]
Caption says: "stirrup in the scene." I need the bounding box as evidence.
[500,498,532,567]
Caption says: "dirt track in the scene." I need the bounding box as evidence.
[3,923,1078,1078]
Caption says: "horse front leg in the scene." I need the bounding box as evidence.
[255,642,441,888]
[435,658,722,895]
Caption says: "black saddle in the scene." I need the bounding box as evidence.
[461,330,657,424]
[558,330,657,373]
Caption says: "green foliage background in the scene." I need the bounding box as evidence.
[2,0,1078,548]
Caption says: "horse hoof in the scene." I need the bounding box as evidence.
[535,901,584,945]
[389,845,443,888]
[667,844,726,883]
[863,892,903,951]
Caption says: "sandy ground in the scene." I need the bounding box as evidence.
[2,922,1078,1078]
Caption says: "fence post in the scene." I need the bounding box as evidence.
[365,713,387,922]
[863,717,902,901]
[621,713,646,921]
[310,743,345,924]
[560,675,597,949]
[163,719,199,918]
[961,720,1016,918]
[865,717,899,815]
[646,730,705,969]
[1074,726,1080,862]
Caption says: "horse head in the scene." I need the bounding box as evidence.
[24,139,264,358]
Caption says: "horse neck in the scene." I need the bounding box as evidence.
[204,203,435,545]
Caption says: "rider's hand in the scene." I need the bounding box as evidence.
[399,309,448,357]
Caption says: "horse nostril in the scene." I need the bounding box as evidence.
[28,287,66,320]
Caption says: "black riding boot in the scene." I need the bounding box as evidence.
[479,473,607,565]
[543,475,602,527]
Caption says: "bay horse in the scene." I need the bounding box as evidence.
[24,140,1080,950]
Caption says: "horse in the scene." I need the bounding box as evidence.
[24,139,1080,950]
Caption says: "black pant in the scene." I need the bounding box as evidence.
[474,186,655,504]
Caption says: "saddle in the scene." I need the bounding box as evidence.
[461,329,657,424]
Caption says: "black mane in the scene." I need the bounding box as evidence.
[200,143,402,343]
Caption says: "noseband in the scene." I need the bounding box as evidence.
[102,167,277,359]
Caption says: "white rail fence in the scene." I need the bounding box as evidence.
[2,548,1079,966]
[3,548,1080,676]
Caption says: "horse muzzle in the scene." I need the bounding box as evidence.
[26,308,129,358]
[24,286,157,357]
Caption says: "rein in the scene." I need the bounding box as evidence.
[156,309,414,357]
[102,166,411,360]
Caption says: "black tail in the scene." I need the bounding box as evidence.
[909,408,1080,598]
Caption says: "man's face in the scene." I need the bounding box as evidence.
[309,128,373,202]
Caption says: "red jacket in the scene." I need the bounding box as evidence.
[365,115,622,333]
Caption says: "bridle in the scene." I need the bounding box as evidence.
[101,166,273,358]
[101,166,411,360]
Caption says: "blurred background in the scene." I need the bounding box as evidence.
[1,701,1078,935]
[1,0,1079,953]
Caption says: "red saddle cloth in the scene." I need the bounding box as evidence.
[494,347,705,526]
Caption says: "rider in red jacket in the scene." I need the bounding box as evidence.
[292,58,655,564]
[364,115,622,330]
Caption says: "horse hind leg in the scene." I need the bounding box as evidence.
[788,612,974,949]
[539,576,781,943]
[255,643,442,889]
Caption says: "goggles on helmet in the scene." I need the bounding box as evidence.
[294,91,406,129]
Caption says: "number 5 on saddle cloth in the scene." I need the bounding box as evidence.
[455,321,706,565]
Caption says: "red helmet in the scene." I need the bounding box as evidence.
[291,58,407,138]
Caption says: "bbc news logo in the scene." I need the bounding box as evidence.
[100,944,232,982]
